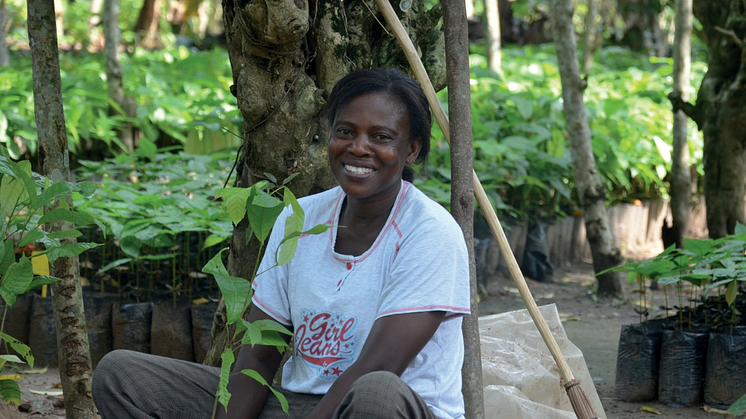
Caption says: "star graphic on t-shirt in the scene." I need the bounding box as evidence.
[303,314,309,323]
[323,369,330,376]
[343,342,350,349]
[331,367,342,376]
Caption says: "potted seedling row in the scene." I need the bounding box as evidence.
[607,227,746,409]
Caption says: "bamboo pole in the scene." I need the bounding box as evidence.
[372,0,598,417]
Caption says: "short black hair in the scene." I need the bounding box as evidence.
[324,68,431,166]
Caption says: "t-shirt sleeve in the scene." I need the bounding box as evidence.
[251,208,293,326]
[376,217,471,319]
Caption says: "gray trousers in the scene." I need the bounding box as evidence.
[92,350,437,419]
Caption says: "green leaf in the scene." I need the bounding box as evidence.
[240,320,263,346]
[727,392,746,415]
[0,379,21,404]
[248,191,283,243]
[239,369,289,413]
[225,188,252,225]
[119,236,142,258]
[0,239,13,278]
[43,242,100,265]
[726,280,738,307]
[38,208,95,227]
[252,319,294,336]
[203,249,250,324]
[0,257,33,306]
[47,229,83,240]
[17,229,44,248]
[0,176,26,221]
[0,332,33,368]
[202,234,227,249]
[0,157,38,208]
[217,349,234,412]
[24,275,61,293]
[38,182,73,207]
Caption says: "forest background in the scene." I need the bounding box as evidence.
[1,0,745,417]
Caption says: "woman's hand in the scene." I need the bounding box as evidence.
[303,310,446,419]
[215,306,292,419]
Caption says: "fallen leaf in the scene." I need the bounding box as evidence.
[0,374,22,381]
[641,406,661,415]
[703,404,729,415]
[192,297,209,305]
[20,367,48,374]
[29,389,63,396]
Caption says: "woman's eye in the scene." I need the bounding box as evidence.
[372,134,392,142]
[336,128,352,136]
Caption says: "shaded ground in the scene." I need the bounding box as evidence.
[11,264,732,419]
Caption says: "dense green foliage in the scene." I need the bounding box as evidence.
[417,45,705,221]
[0,47,240,159]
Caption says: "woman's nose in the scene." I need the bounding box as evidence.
[349,135,371,155]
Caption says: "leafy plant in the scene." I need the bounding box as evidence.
[202,182,331,415]
[603,224,746,330]
[0,146,100,403]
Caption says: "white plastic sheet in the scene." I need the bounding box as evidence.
[480,304,606,419]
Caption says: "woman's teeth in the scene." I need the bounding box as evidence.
[345,165,374,175]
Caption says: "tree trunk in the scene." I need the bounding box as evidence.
[104,0,137,152]
[548,0,624,298]
[669,0,692,247]
[580,0,598,74]
[484,0,501,72]
[204,0,447,365]
[88,0,104,51]
[134,0,161,48]
[685,1,746,239]
[443,0,484,417]
[0,0,9,66]
[54,0,64,46]
[27,1,95,418]
[617,0,664,55]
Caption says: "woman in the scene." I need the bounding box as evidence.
[92,68,470,419]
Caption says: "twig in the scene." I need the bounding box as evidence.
[714,25,743,48]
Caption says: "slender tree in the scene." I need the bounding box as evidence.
[134,0,161,48]
[443,0,484,417]
[88,0,104,51]
[27,1,95,418]
[484,0,501,72]
[668,0,692,247]
[581,0,599,74]
[0,0,9,66]
[548,0,624,298]
[205,0,447,364]
[104,0,137,152]
[670,0,746,239]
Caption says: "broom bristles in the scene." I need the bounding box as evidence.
[564,379,599,419]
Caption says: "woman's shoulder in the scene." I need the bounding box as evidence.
[398,182,464,238]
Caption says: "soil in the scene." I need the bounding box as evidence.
[9,264,734,419]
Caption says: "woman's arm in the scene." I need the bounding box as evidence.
[215,306,292,419]
[303,310,446,419]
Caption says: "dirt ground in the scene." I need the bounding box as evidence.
[9,264,734,419]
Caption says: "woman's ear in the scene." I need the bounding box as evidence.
[406,137,423,165]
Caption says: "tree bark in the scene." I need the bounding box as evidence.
[104,0,138,152]
[205,0,447,365]
[669,0,692,247]
[682,0,746,238]
[27,1,95,418]
[443,0,484,417]
[134,0,161,48]
[549,0,624,298]
[484,0,501,72]
[581,0,598,74]
[0,0,9,66]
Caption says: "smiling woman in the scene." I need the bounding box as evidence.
[92,68,471,419]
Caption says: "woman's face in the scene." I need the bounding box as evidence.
[328,92,422,203]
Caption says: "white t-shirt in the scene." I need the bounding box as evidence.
[252,180,471,419]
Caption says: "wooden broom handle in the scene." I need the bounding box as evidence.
[373,0,576,383]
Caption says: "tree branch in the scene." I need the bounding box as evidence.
[668,91,704,130]
[714,25,743,48]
